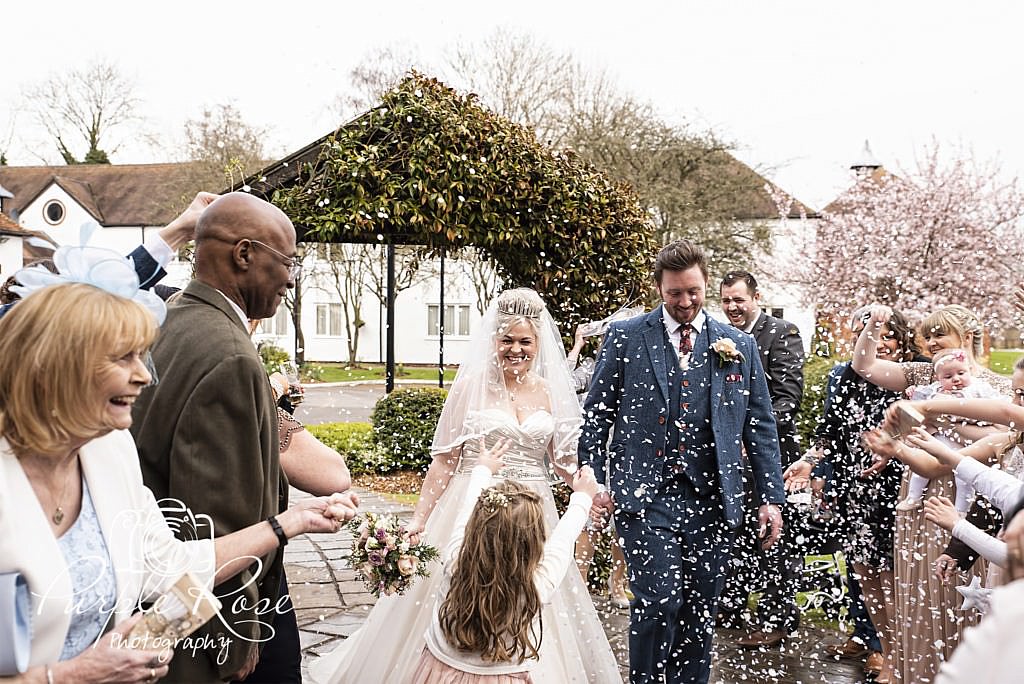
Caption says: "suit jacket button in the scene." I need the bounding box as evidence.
[658,416,666,425]
[656,448,663,458]
[682,380,690,387]
[678,445,685,453]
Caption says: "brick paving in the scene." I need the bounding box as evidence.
[285,487,866,683]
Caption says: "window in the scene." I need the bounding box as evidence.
[316,303,343,336]
[259,305,290,335]
[427,304,470,336]
[43,200,65,225]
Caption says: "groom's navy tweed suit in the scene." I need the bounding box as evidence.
[580,307,785,683]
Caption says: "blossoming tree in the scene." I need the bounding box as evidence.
[786,145,1024,331]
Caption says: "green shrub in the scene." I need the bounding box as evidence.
[305,422,381,475]
[796,354,842,449]
[257,342,290,375]
[300,363,326,383]
[370,387,448,473]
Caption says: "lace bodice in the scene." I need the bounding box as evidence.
[456,409,555,481]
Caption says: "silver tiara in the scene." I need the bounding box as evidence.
[497,298,543,319]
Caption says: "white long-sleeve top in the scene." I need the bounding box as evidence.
[955,454,1024,515]
[946,449,1024,568]
[423,465,592,675]
[936,580,1024,683]
[952,518,1008,567]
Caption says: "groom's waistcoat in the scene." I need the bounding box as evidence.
[663,324,720,496]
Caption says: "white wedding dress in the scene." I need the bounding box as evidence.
[310,408,622,683]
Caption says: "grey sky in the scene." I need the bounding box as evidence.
[4,0,1021,209]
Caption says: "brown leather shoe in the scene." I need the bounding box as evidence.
[863,651,884,677]
[826,638,870,659]
[735,630,786,648]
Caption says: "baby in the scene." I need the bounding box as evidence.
[897,348,1002,512]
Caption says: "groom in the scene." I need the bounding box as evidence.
[579,239,785,684]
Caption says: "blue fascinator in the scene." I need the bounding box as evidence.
[9,222,167,324]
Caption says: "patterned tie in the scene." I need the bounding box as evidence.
[678,324,693,356]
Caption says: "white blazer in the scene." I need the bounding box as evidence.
[0,430,215,667]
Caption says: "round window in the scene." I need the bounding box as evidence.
[44,200,65,225]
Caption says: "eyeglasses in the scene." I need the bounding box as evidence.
[206,235,302,279]
[245,239,302,280]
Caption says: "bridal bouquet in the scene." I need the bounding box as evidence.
[347,512,439,598]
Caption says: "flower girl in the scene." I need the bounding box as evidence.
[414,439,600,683]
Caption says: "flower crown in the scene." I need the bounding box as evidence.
[10,222,166,324]
[480,487,510,510]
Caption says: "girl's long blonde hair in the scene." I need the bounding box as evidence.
[439,480,546,663]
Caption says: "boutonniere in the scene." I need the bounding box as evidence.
[710,338,745,367]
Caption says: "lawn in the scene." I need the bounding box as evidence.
[307,363,457,383]
[990,349,1022,375]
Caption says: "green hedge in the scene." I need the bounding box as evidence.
[257,342,290,376]
[796,355,842,450]
[305,422,380,475]
[371,387,449,472]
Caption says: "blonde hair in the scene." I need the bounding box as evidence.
[438,480,546,663]
[0,283,158,456]
[919,305,984,359]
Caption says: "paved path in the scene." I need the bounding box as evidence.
[294,381,442,425]
[285,487,866,683]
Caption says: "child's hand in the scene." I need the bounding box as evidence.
[923,495,960,532]
[572,465,599,499]
[478,438,510,474]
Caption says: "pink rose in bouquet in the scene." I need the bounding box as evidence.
[347,512,438,598]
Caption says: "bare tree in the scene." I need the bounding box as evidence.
[457,248,501,316]
[334,46,424,121]
[25,59,140,164]
[445,28,575,146]
[182,102,267,186]
[310,243,374,365]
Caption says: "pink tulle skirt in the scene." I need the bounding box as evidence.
[412,649,533,684]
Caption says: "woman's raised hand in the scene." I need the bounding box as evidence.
[860,429,897,477]
[867,304,893,327]
[906,426,960,465]
[923,495,960,532]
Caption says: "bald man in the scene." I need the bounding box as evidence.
[132,193,304,683]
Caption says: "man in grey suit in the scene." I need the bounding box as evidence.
[580,240,785,684]
[719,270,805,647]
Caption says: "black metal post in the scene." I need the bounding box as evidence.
[385,243,396,393]
[438,247,445,388]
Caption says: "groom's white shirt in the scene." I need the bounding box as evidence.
[663,307,706,363]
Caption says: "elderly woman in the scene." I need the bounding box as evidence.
[0,282,356,684]
[785,306,925,681]
[850,303,1009,683]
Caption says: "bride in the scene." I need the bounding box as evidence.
[311,288,622,683]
